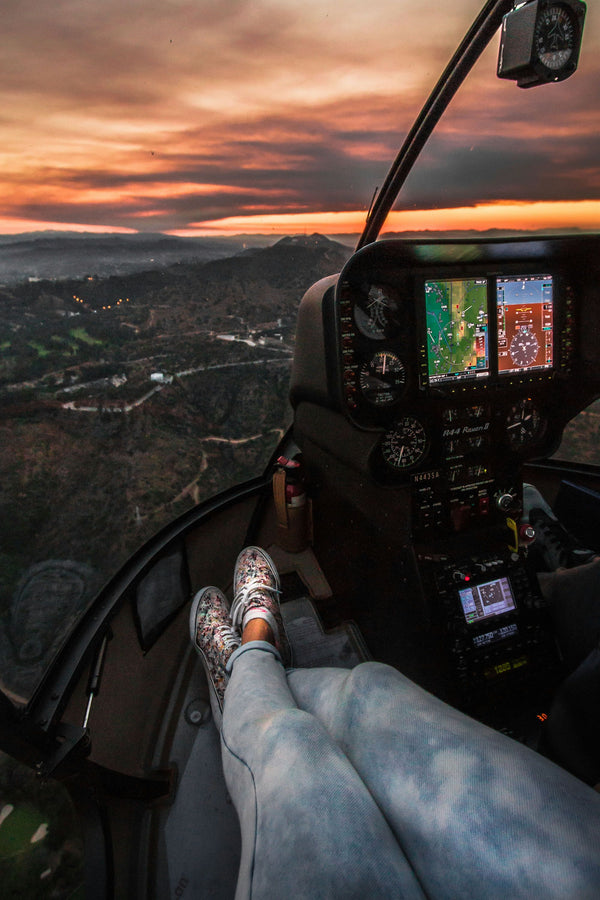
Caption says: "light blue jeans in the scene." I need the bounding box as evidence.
[222,643,600,899]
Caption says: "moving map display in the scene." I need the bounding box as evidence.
[425,278,489,383]
[458,576,517,625]
[496,275,553,374]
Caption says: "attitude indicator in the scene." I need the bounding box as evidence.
[497,275,553,374]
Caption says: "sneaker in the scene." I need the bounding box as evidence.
[230,547,292,666]
[189,586,241,726]
[529,508,597,570]
[522,483,557,523]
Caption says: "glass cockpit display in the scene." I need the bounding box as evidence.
[496,275,553,374]
[425,278,489,384]
[420,273,555,388]
[458,576,517,625]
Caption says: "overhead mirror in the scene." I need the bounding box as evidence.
[497,0,586,87]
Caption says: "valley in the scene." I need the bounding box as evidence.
[0,234,352,703]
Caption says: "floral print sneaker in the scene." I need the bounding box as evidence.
[189,586,241,727]
[230,547,292,666]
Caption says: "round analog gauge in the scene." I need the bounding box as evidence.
[359,351,406,406]
[505,399,544,448]
[354,284,400,340]
[381,417,429,470]
[534,4,577,71]
[509,328,540,368]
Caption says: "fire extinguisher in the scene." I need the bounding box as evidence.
[273,455,310,552]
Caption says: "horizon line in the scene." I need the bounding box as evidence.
[1,199,599,239]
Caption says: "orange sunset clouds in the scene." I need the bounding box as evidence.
[2,0,599,237]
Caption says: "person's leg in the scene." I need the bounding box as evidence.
[523,482,597,571]
[547,646,600,786]
[288,662,600,900]
[221,641,425,900]
[537,556,600,672]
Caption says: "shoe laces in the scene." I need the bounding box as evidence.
[214,622,241,651]
[230,577,281,631]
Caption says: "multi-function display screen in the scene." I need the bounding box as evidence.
[496,275,553,374]
[425,278,489,384]
[458,576,516,625]
[423,273,554,384]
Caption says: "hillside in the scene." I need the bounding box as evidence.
[0,234,351,698]
[0,232,275,284]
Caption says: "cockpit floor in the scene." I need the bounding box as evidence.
[282,596,370,668]
[149,647,240,899]
[151,585,370,897]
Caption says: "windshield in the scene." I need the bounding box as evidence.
[381,1,600,237]
[1,0,599,706]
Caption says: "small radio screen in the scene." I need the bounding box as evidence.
[473,623,519,648]
[496,275,553,374]
[458,576,516,625]
[424,278,489,384]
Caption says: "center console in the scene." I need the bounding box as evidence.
[417,545,561,722]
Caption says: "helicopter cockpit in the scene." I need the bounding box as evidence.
[1,1,599,896]
[290,231,600,733]
[285,0,600,738]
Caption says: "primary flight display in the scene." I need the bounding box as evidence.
[497,275,553,374]
[424,274,554,384]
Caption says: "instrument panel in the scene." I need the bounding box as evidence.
[289,235,599,714]
[334,243,578,495]
[338,269,574,425]
[290,235,600,537]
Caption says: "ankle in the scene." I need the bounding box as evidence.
[242,618,275,645]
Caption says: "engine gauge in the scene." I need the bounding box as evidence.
[505,399,544,448]
[381,417,429,470]
[509,328,540,368]
[354,285,400,339]
[359,351,406,406]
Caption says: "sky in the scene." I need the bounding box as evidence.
[2,0,599,237]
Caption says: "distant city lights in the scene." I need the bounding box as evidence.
[72,294,130,312]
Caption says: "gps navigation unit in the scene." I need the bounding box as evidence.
[458,576,517,625]
[425,278,489,384]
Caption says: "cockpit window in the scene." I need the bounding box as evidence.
[552,399,600,466]
[1,2,599,709]
[385,5,600,236]
[0,321,293,704]
[0,751,84,894]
